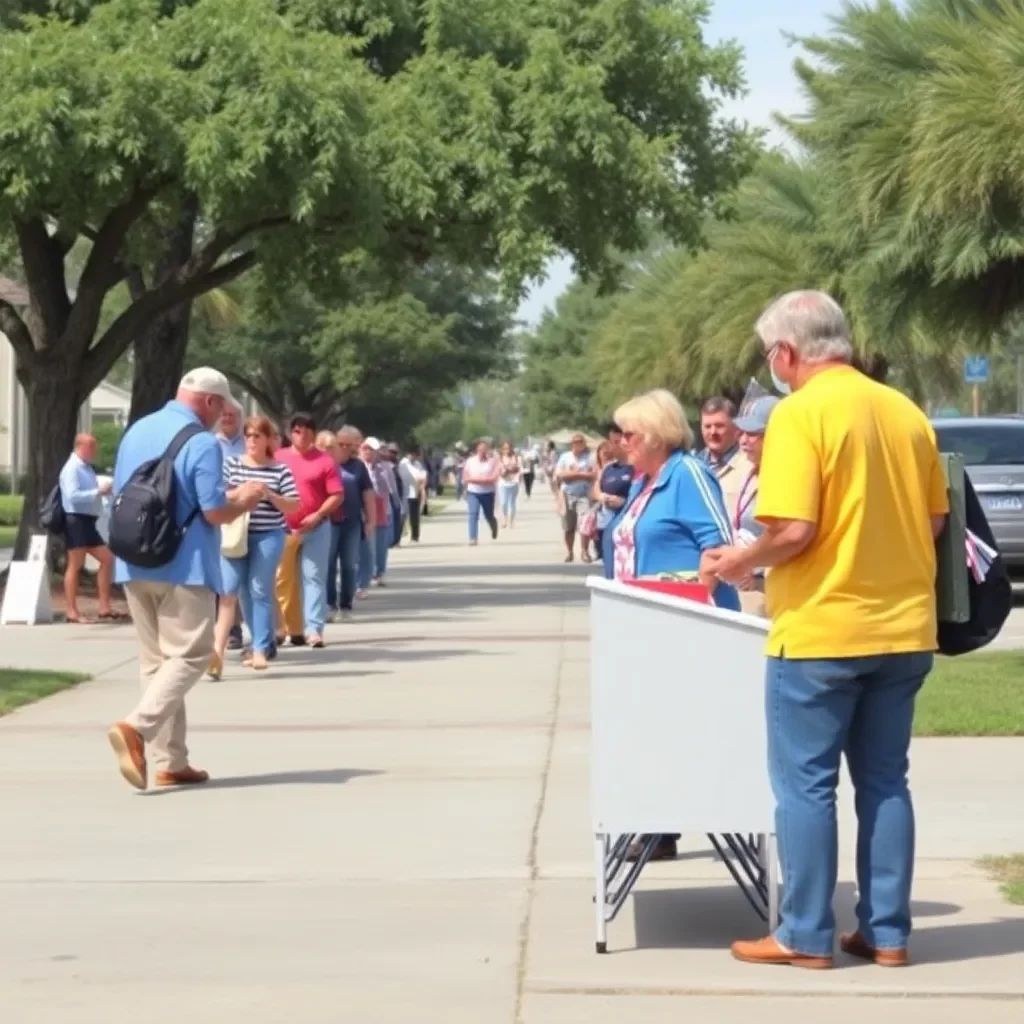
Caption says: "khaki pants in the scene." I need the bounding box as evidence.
[123,581,216,773]
[275,532,303,638]
[739,589,767,618]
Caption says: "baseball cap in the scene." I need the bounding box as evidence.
[364,436,382,451]
[179,366,233,402]
[734,395,781,434]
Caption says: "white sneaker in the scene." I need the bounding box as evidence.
[341,609,353,622]
[327,609,340,624]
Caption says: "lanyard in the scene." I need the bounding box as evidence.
[734,471,758,530]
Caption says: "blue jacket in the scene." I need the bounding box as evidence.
[602,450,740,611]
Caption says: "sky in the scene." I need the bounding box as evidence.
[515,0,844,327]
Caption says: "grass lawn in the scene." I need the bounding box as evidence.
[0,669,90,716]
[980,854,1024,906]
[914,651,1024,737]
[0,524,16,548]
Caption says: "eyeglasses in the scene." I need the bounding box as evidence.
[244,432,267,440]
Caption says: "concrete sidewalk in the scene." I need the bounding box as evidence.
[1,492,1023,1023]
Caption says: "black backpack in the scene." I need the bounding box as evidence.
[39,484,66,535]
[108,424,205,568]
[937,475,1013,656]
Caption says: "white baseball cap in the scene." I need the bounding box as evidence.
[364,436,382,451]
[179,366,233,402]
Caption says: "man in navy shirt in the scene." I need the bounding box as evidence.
[332,425,376,617]
[107,368,262,791]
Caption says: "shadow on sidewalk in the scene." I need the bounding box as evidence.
[629,882,966,953]
[145,767,381,794]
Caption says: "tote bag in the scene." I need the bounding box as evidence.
[221,511,249,558]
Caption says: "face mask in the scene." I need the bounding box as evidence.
[769,347,792,396]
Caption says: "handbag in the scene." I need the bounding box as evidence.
[221,511,249,558]
[579,508,598,541]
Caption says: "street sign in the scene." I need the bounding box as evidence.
[963,355,989,384]
[934,407,961,419]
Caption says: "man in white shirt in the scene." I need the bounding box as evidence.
[399,447,428,542]
[555,434,597,563]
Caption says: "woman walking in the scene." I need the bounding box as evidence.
[209,417,299,677]
[498,441,522,529]
[463,439,500,545]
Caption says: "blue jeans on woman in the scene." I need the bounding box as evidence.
[499,482,519,522]
[358,525,391,589]
[766,651,933,956]
[222,529,285,655]
[466,490,497,542]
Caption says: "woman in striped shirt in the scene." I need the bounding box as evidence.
[210,417,300,675]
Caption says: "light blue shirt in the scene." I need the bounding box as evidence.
[59,452,102,517]
[113,401,226,591]
[556,450,595,499]
[217,431,245,460]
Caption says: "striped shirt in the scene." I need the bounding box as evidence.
[223,457,299,532]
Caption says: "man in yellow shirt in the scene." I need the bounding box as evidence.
[704,291,948,970]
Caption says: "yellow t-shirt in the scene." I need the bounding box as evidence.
[757,366,949,658]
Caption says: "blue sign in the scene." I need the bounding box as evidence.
[964,355,989,384]
[460,394,476,410]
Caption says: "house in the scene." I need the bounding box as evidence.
[0,274,122,479]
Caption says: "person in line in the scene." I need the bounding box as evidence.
[697,397,751,523]
[555,433,597,563]
[729,395,780,617]
[593,425,634,565]
[521,447,537,498]
[275,413,343,648]
[399,445,428,543]
[213,397,246,649]
[453,446,467,502]
[704,291,948,970]
[608,388,740,863]
[463,438,500,545]
[358,438,394,588]
[544,441,559,492]
[383,442,405,547]
[107,367,262,790]
[498,441,522,529]
[58,433,117,623]
[209,418,299,676]
[332,426,375,615]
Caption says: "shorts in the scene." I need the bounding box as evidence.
[64,513,104,551]
[561,495,594,533]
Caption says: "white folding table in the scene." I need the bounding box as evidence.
[588,576,779,952]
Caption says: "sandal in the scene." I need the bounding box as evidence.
[207,652,224,681]
[97,611,130,622]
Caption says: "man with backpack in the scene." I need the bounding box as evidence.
[106,367,263,791]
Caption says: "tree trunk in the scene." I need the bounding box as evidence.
[13,358,81,562]
[128,303,193,424]
[127,197,198,425]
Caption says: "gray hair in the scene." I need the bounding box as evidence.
[336,424,362,442]
[700,396,736,418]
[755,290,853,365]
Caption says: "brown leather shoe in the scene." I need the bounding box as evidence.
[840,931,908,967]
[731,935,833,969]
[107,722,147,791]
[155,766,210,787]
[625,835,678,863]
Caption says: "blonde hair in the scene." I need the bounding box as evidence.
[315,429,337,452]
[613,388,693,452]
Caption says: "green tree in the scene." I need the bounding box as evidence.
[189,261,515,440]
[0,0,751,555]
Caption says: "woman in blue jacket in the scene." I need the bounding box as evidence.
[603,388,740,612]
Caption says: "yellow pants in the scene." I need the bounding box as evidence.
[275,533,304,638]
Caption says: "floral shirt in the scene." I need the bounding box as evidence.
[612,482,656,581]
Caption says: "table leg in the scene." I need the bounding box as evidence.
[594,833,609,953]
[761,833,780,932]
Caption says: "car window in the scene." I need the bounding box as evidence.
[934,424,1024,466]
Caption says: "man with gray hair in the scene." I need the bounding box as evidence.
[705,290,949,969]
[215,395,245,460]
[697,396,750,523]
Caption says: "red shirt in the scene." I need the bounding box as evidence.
[276,446,343,532]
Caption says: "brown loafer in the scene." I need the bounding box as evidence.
[107,722,147,791]
[625,835,678,863]
[155,766,210,787]
[731,935,833,969]
[840,931,908,967]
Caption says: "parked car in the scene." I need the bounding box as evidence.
[932,417,1024,576]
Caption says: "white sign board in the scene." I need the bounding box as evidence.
[1,534,53,626]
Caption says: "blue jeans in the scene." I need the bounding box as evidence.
[766,652,933,956]
[467,490,496,541]
[358,526,390,589]
[328,521,362,611]
[300,519,332,634]
[222,530,285,654]
[375,521,391,578]
[499,482,519,520]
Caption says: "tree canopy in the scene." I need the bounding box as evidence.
[0,0,752,553]
[520,0,1024,431]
